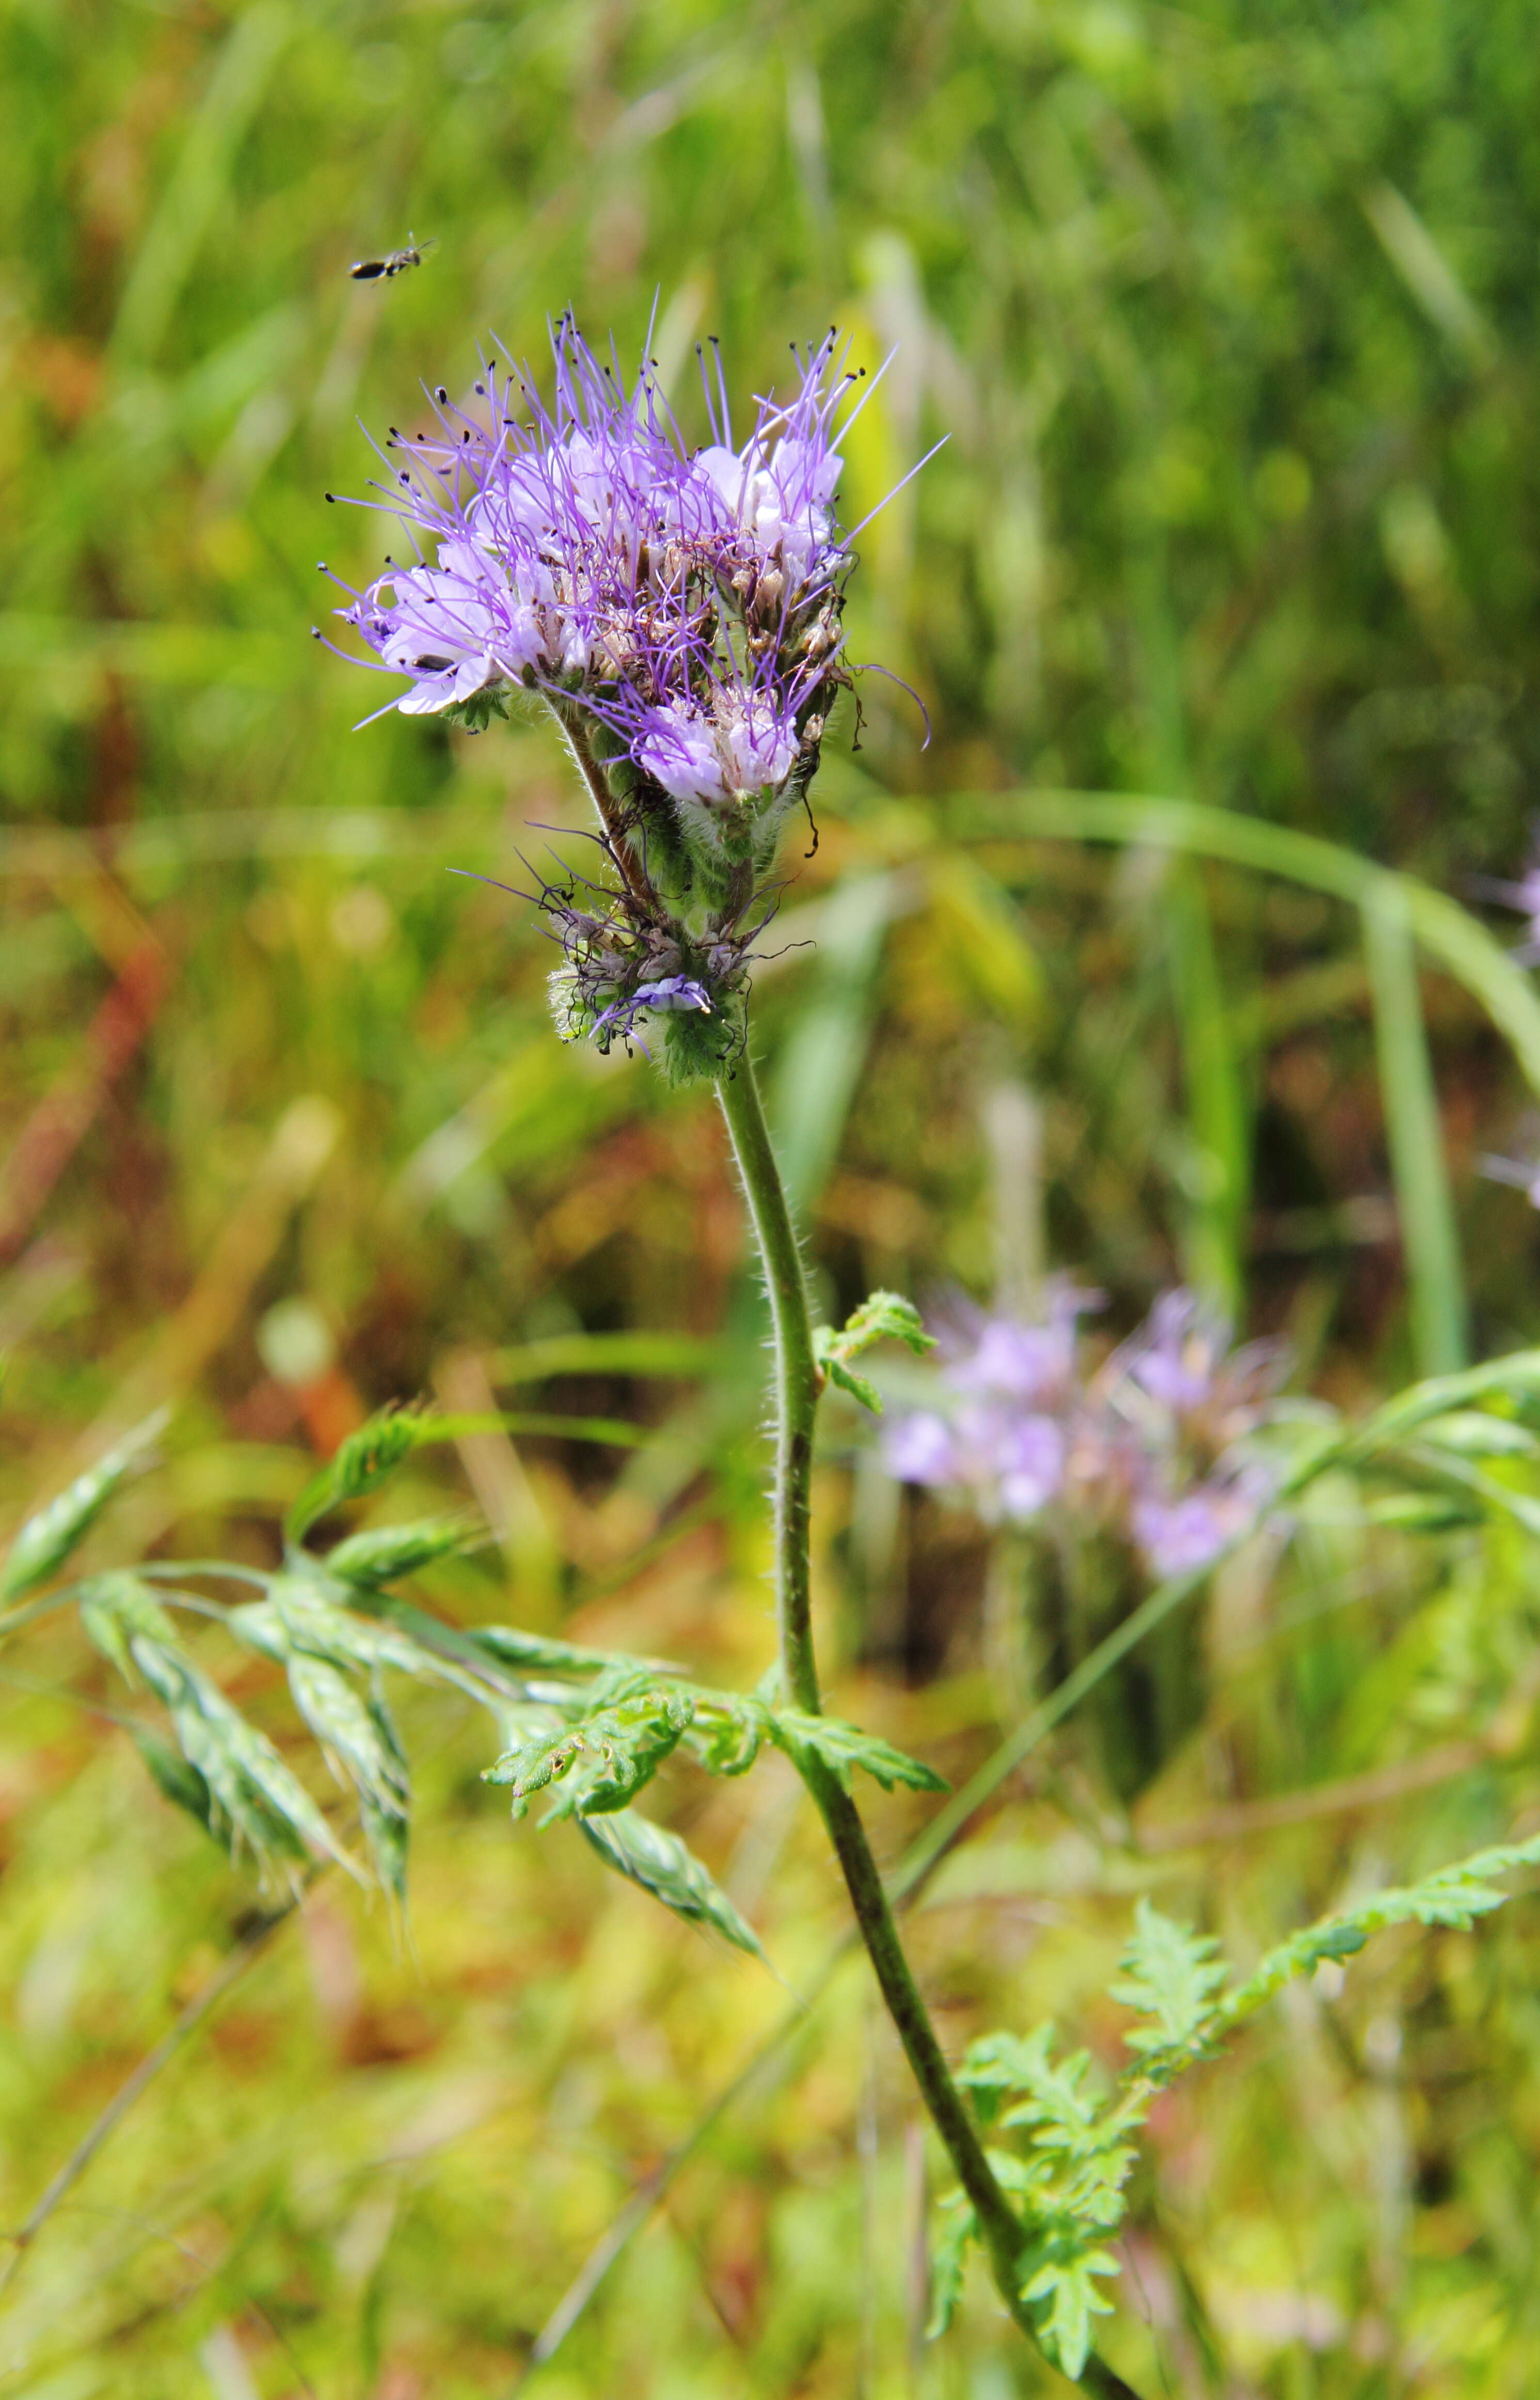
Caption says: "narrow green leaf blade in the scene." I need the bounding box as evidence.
[1364,885,1467,1377]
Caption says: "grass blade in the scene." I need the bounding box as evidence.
[1363,881,1467,1373]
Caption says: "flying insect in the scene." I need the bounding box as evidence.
[349,233,438,282]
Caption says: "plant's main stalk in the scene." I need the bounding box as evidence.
[716,1056,1142,2400]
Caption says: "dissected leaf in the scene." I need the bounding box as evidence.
[485,1682,694,1819]
[818,1353,884,1414]
[577,1808,764,1957]
[813,1291,935,1416]
[925,2194,977,2340]
[1218,1826,1540,2031]
[769,1707,947,1793]
[1020,2245,1119,2381]
[1,1412,167,1602]
[1109,1899,1227,2072]
[687,1693,765,1777]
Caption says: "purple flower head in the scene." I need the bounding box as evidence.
[324,310,936,1076]
[325,320,871,791]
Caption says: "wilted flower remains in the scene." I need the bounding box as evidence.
[885,1285,1284,1580]
[324,315,911,1082]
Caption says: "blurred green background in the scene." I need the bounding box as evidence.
[6,1,1540,2393]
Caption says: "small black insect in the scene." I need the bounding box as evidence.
[349,232,438,282]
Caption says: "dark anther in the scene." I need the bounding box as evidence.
[436,386,448,402]
[324,492,335,502]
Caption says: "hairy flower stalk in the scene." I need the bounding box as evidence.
[330,317,1142,2396]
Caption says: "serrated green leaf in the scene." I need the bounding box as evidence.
[325,1514,481,1585]
[686,1693,765,1777]
[1,1412,167,1602]
[1021,2247,1119,2380]
[1109,1899,1227,2067]
[814,1291,934,1414]
[821,1355,884,1414]
[770,1707,947,1793]
[485,1684,694,1819]
[925,2196,977,2340]
[823,1290,935,1363]
[286,1403,425,1542]
[962,2027,1112,2155]
[578,1808,765,1956]
[1218,1826,1540,2032]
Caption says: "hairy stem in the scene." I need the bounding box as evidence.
[545,697,656,913]
[716,1052,1142,2400]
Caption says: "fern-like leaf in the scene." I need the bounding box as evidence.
[813,1290,934,1414]
[1109,1899,1227,2073]
[485,1681,695,1819]
[769,1708,947,1793]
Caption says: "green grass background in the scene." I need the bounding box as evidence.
[5,1,1540,2392]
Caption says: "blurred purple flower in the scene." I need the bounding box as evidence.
[1132,1482,1251,1579]
[1473,830,1540,966]
[885,1286,1285,1576]
[1479,1148,1540,1210]
[884,1411,957,1486]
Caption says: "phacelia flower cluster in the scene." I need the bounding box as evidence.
[324,315,908,1081]
[884,1285,1284,1580]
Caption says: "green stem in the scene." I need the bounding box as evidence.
[716,1052,1142,2400]
[544,697,655,914]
